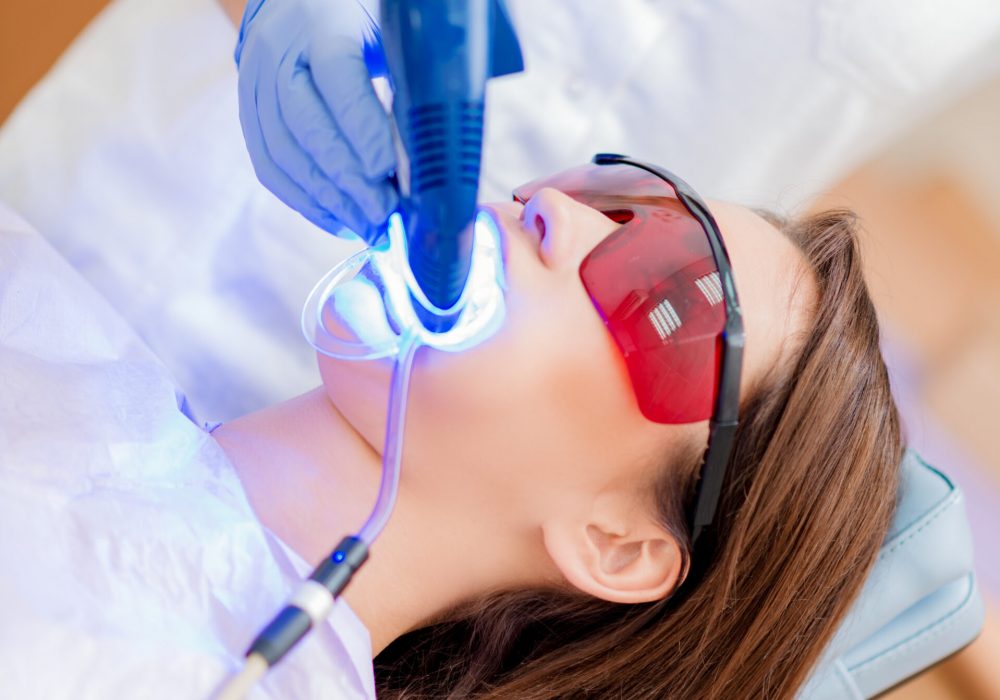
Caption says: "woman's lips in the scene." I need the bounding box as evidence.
[479,202,534,268]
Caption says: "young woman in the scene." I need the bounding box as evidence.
[0,156,898,698]
[216,157,902,699]
[210,0,905,693]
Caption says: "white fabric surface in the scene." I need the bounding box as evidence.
[0,203,374,699]
[1,0,1000,423]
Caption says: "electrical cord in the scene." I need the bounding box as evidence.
[212,333,421,699]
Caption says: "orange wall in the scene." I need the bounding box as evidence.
[0,0,112,125]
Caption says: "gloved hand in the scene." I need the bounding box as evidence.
[234,0,398,244]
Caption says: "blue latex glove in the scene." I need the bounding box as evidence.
[235,0,397,244]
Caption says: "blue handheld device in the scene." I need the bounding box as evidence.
[380,0,523,332]
[220,6,523,695]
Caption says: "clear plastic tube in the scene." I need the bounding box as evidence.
[217,332,422,700]
[225,214,499,699]
[358,331,421,544]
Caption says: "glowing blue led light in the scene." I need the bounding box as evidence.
[333,551,346,563]
[377,211,507,351]
[302,210,507,360]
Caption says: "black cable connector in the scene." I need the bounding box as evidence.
[247,606,312,666]
[310,535,369,596]
[245,536,370,667]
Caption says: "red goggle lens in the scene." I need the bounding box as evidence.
[514,164,725,423]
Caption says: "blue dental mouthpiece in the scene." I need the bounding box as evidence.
[380,0,523,332]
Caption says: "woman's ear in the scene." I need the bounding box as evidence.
[541,497,684,604]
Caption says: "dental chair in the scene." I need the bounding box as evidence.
[802,449,983,698]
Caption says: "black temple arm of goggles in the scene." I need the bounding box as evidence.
[592,153,745,553]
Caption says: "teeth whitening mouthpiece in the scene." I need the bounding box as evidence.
[302,211,506,361]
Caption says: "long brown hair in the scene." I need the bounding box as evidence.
[374,209,903,699]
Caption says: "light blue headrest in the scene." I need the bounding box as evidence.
[800,450,984,698]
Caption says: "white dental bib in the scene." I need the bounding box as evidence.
[0,204,375,699]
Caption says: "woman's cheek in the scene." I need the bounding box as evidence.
[414,302,556,425]
[316,267,569,456]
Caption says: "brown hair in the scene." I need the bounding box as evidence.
[374,209,903,699]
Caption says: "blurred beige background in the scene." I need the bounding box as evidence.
[810,78,1000,700]
[2,1,998,698]
[0,1,112,124]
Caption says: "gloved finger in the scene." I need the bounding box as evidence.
[234,0,269,65]
[308,35,397,181]
[278,55,398,226]
[262,68,375,238]
[237,37,356,234]
[256,42,376,237]
[241,33,371,237]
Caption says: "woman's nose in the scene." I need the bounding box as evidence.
[521,187,579,269]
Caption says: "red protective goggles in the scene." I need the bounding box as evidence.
[514,154,745,549]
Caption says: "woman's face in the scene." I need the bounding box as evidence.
[318,185,813,529]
